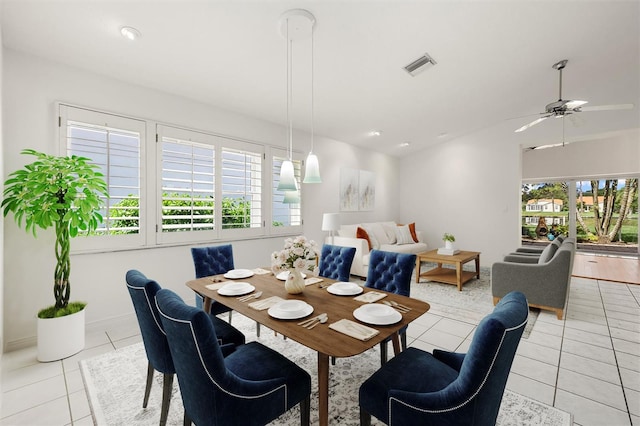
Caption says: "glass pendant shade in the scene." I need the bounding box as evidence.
[277,160,298,191]
[282,190,301,204]
[303,152,322,183]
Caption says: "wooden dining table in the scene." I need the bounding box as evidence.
[186,269,430,426]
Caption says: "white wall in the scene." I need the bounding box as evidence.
[0,12,5,388]
[522,129,640,181]
[2,49,400,350]
[398,126,522,267]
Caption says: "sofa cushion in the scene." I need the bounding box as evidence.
[395,225,414,245]
[380,242,428,254]
[408,222,419,243]
[365,222,390,246]
[382,223,398,244]
[538,243,559,264]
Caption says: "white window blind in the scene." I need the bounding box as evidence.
[59,104,145,250]
[221,144,263,231]
[161,138,215,232]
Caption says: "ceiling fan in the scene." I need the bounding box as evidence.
[514,59,634,133]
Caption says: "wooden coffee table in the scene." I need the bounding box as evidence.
[415,250,481,291]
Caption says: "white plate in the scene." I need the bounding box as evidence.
[223,269,255,279]
[327,282,364,296]
[217,282,255,296]
[353,303,402,325]
[268,300,314,320]
[275,270,307,281]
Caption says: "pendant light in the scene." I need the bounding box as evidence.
[303,20,321,183]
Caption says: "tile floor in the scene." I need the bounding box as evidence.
[1,276,639,425]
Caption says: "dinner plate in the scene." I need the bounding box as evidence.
[268,300,314,320]
[217,282,255,296]
[327,281,364,296]
[223,269,255,279]
[353,303,402,325]
[275,270,307,281]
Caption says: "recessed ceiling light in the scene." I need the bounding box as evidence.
[120,26,142,41]
[370,130,382,136]
[399,142,410,148]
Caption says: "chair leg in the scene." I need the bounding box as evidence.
[331,356,336,365]
[160,373,174,426]
[143,362,154,408]
[228,310,233,323]
[183,411,192,426]
[401,331,407,350]
[300,395,311,426]
[379,341,388,365]
[359,407,372,426]
[256,322,261,337]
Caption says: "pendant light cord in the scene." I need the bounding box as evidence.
[310,27,315,154]
[287,19,293,161]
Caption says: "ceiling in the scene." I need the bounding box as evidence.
[1,0,639,157]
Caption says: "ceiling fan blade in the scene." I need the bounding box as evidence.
[564,100,588,110]
[515,115,550,133]
[580,103,634,112]
[567,113,584,127]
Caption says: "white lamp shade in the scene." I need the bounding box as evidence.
[277,160,298,191]
[303,153,322,183]
[321,213,340,231]
[282,190,301,204]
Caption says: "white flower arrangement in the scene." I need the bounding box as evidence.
[271,235,320,275]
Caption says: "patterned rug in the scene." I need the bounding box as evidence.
[80,312,570,425]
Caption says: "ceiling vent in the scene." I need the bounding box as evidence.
[404,53,437,76]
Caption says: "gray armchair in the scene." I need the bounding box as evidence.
[491,241,575,319]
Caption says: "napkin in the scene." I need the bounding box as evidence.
[248,296,284,311]
[329,319,379,341]
[253,268,271,275]
[304,277,323,286]
[353,291,386,303]
[205,282,228,290]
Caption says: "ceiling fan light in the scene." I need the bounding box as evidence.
[277,160,298,191]
[303,153,322,183]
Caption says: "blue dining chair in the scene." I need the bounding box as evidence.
[125,269,245,426]
[318,244,357,282]
[365,249,416,365]
[359,291,528,426]
[190,244,235,318]
[155,288,312,426]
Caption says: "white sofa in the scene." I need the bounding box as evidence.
[326,221,428,278]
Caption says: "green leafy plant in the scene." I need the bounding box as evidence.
[442,233,456,242]
[2,149,108,318]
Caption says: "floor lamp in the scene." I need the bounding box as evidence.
[322,213,340,245]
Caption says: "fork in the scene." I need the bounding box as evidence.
[383,300,409,313]
[238,291,263,302]
[390,300,412,312]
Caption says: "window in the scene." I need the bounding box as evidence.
[59,104,304,251]
[59,104,145,251]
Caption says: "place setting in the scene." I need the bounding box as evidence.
[268,300,314,320]
[216,281,255,296]
[223,268,255,279]
[325,281,363,296]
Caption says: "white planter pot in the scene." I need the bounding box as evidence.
[37,307,85,362]
[445,240,454,250]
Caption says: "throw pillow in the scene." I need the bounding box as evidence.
[382,223,397,244]
[408,222,419,243]
[395,225,414,245]
[357,227,372,250]
[368,223,390,246]
[362,224,380,249]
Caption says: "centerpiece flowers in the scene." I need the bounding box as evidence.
[271,236,320,294]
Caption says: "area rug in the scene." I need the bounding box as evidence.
[80,314,570,425]
[410,266,538,338]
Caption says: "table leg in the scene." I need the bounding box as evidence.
[391,332,401,355]
[456,263,462,291]
[415,258,421,283]
[318,352,329,426]
[475,255,481,279]
[203,296,212,313]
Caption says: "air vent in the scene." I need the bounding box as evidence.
[404,53,437,76]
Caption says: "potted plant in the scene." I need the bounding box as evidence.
[2,149,108,361]
[442,233,456,250]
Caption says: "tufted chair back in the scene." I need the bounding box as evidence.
[156,288,311,426]
[319,244,357,282]
[191,244,235,278]
[125,270,174,374]
[359,291,529,426]
[365,250,416,296]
